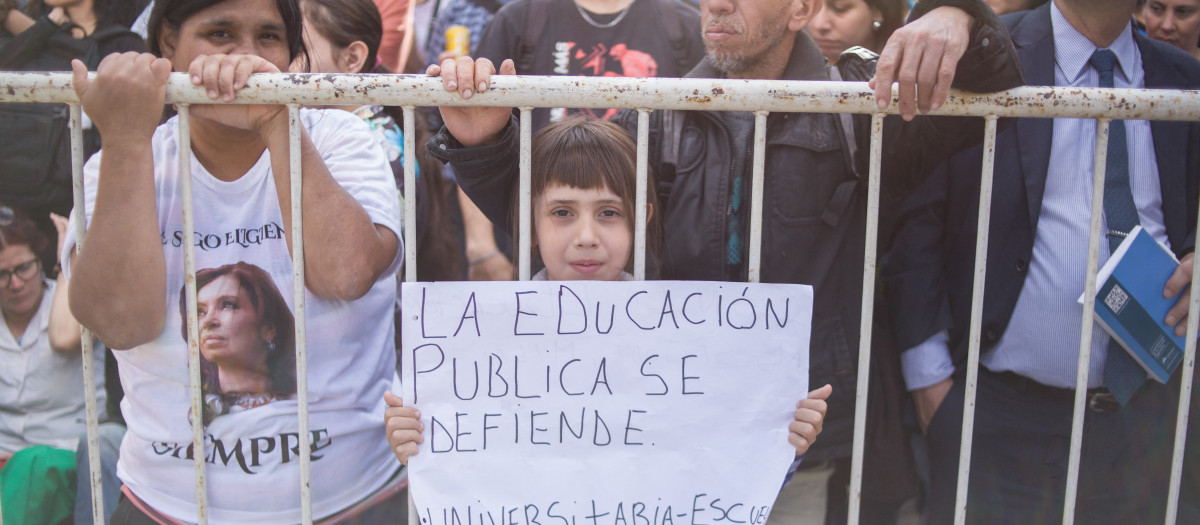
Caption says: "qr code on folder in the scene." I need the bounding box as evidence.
[1105,284,1129,315]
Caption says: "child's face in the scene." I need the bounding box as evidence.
[535,183,632,281]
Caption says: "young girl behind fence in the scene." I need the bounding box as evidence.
[383,118,831,464]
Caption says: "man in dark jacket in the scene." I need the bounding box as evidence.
[426,0,1023,520]
[883,0,1200,522]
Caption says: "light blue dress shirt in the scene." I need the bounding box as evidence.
[901,1,1170,390]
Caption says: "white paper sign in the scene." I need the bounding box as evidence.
[401,281,812,525]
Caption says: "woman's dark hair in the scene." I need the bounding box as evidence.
[389,45,466,282]
[300,0,382,74]
[146,0,308,65]
[180,262,297,399]
[0,205,53,273]
[865,0,907,51]
[515,117,663,276]
[407,114,464,282]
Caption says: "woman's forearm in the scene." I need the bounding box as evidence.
[262,119,397,300]
[47,269,84,353]
[69,140,166,349]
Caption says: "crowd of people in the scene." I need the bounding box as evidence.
[1,0,1199,523]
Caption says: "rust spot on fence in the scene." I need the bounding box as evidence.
[712,87,724,95]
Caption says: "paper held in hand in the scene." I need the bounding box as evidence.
[401,280,812,525]
[1086,225,1188,383]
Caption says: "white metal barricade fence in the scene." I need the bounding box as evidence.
[1,71,1198,525]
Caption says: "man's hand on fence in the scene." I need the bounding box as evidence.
[870,6,972,121]
[1164,252,1197,337]
[428,57,516,147]
[384,391,424,466]
[914,376,953,434]
[71,53,171,147]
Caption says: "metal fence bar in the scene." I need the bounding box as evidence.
[286,104,314,525]
[402,105,420,525]
[8,74,1199,121]
[69,102,106,525]
[518,108,532,281]
[1061,118,1112,525]
[634,109,650,280]
[952,116,1000,524]
[747,111,768,284]
[848,113,885,525]
[1167,204,1200,524]
[403,106,417,281]
[176,104,210,525]
[6,72,1200,525]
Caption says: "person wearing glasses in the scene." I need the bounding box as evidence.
[0,205,105,525]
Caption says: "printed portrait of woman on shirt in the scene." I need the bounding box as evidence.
[179,262,296,425]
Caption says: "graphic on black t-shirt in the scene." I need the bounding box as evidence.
[476,0,703,131]
[180,262,297,425]
[554,40,660,121]
[572,42,658,77]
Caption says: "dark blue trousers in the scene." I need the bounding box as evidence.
[924,368,1178,525]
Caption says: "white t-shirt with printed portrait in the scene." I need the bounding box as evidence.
[64,109,402,523]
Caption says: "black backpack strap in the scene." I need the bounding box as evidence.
[812,47,883,227]
[651,0,694,74]
[516,0,550,74]
[819,63,863,226]
[826,63,859,180]
[830,46,879,182]
[658,108,683,173]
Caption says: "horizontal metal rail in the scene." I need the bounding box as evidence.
[4,72,1200,120]
[5,70,1197,525]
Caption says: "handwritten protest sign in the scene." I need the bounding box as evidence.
[401,281,812,525]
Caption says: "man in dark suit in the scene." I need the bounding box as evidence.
[883,0,1200,523]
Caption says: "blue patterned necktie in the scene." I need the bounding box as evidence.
[1091,49,1145,406]
[727,177,743,267]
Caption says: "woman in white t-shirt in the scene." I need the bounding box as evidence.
[63,0,403,522]
[0,206,104,524]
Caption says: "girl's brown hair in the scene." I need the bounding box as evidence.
[299,0,382,74]
[515,118,662,275]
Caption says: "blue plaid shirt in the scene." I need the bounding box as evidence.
[424,0,516,66]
